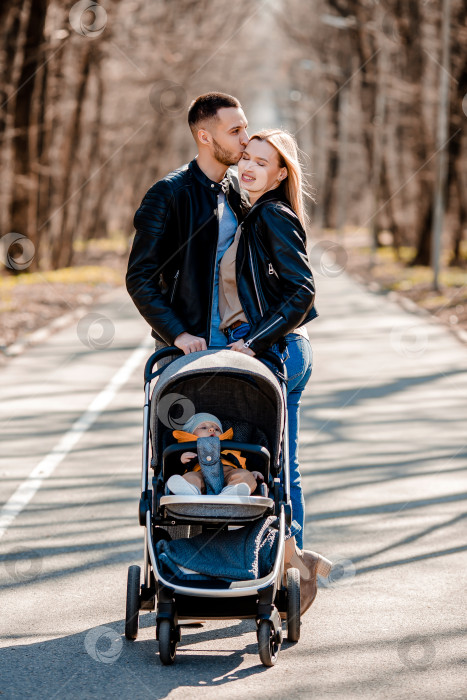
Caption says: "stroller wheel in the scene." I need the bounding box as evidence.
[286,567,301,642]
[125,565,140,640]
[258,620,280,667]
[158,619,178,665]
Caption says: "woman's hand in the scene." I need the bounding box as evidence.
[227,339,256,356]
[180,451,197,464]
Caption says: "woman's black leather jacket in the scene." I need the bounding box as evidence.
[235,187,318,355]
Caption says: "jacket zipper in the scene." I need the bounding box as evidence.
[170,269,179,303]
[268,262,279,278]
[248,241,264,316]
[243,316,281,348]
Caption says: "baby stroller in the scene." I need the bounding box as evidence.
[124,346,301,667]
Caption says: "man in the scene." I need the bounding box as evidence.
[126,92,249,354]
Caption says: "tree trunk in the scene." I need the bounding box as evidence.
[9,0,48,271]
[51,44,92,269]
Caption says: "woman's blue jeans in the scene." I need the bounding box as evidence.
[225,325,313,548]
[282,334,313,548]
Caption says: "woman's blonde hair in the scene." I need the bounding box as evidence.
[249,128,311,229]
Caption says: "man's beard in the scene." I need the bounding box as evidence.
[212,137,239,166]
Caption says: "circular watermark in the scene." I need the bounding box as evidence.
[69,1,107,38]
[397,635,436,669]
[84,626,123,664]
[0,232,35,271]
[319,553,356,589]
[3,547,43,583]
[77,313,115,350]
[309,240,348,278]
[462,94,467,118]
[390,323,429,358]
[381,13,400,43]
[149,80,187,116]
[156,392,195,430]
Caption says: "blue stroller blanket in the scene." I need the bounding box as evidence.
[155,516,281,582]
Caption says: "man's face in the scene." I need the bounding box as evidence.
[205,107,249,166]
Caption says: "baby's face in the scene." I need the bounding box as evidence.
[193,421,222,437]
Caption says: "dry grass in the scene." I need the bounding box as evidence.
[343,238,467,333]
[0,237,127,349]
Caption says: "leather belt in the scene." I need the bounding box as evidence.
[228,320,243,331]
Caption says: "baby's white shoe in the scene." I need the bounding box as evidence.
[221,483,250,496]
[167,475,201,495]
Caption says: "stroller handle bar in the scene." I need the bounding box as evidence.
[144,345,285,383]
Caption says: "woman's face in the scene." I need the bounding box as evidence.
[237,138,287,201]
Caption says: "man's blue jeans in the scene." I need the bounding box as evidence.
[225,325,313,549]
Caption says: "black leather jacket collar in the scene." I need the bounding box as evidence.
[189,158,233,196]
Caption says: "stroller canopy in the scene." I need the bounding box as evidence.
[150,349,285,473]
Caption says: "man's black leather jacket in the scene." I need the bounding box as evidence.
[126,159,247,345]
[236,187,317,354]
[126,159,317,351]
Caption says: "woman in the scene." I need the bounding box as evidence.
[218,129,329,611]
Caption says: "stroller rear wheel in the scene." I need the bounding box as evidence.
[125,565,140,640]
[286,567,301,642]
[258,620,281,667]
[158,619,178,665]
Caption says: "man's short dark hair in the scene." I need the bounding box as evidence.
[188,92,240,131]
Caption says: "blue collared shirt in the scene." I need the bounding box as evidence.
[209,192,238,346]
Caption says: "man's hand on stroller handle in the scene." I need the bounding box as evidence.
[174,332,207,354]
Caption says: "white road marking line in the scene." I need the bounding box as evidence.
[0,337,153,539]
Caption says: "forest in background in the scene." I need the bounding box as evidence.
[0,0,466,282]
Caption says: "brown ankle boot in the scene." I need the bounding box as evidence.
[286,549,332,615]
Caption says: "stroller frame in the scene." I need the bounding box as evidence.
[125,346,301,666]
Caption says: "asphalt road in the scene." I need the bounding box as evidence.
[1,264,466,700]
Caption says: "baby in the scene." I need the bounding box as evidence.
[166,413,262,496]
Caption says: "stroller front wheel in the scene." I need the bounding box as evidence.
[286,567,301,642]
[258,620,281,667]
[125,565,140,640]
[158,619,178,665]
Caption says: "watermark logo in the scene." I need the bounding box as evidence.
[69,1,107,38]
[309,240,348,278]
[156,392,195,430]
[77,313,115,350]
[84,626,123,664]
[390,323,429,358]
[381,13,400,43]
[319,553,356,589]
[462,94,467,118]
[149,81,187,116]
[0,232,35,271]
[397,635,436,669]
[3,547,43,583]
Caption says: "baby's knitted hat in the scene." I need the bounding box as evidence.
[183,413,223,434]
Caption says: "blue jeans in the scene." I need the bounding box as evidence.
[283,334,313,549]
[224,325,313,548]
